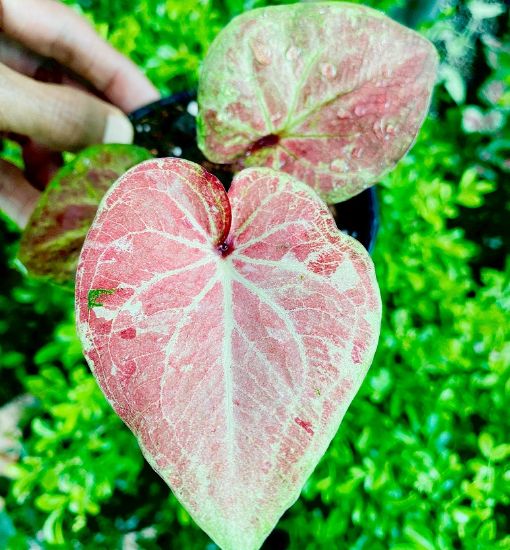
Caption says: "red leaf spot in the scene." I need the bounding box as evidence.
[120,327,137,340]
[246,134,280,156]
[218,241,234,257]
[294,417,314,436]
[352,337,368,363]
[351,342,365,364]
[95,320,112,335]
[308,252,339,276]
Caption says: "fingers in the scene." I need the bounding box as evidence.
[0,0,160,112]
[0,35,43,77]
[0,62,133,151]
[0,159,39,228]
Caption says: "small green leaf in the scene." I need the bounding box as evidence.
[42,509,65,545]
[478,519,497,541]
[87,289,116,309]
[31,418,55,439]
[457,168,496,207]
[403,524,436,550]
[440,64,466,104]
[491,443,510,462]
[468,1,505,20]
[35,494,68,513]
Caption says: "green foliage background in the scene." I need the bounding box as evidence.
[0,1,509,548]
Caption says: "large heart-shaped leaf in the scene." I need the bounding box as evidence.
[75,158,381,550]
[18,144,152,286]
[197,2,438,203]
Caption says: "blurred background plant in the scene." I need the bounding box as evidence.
[0,0,508,548]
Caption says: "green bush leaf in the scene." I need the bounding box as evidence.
[35,494,68,513]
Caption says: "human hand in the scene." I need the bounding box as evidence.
[0,0,159,228]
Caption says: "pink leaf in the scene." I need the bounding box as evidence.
[75,158,381,550]
[197,2,438,203]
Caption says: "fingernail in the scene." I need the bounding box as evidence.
[103,113,134,144]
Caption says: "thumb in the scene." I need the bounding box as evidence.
[0,62,133,151]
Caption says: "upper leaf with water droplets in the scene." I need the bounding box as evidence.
[197,2,438,203]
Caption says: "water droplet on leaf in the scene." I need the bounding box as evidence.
[271,112,282,124]
[330,159,348,172]
[187,101,198,117]
[285,46,301,61]
[336,108,352,119]
[251,40,272,65]
[320,63,337,80]
[354,105,367,117]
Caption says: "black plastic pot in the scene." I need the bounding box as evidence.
[129,91,379,253]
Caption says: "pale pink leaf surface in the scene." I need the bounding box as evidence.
[197,2,438,203]
[75,158,381,550]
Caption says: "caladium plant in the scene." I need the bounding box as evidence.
[197,1,438,203]
[8,3,437,548]
[15,3,437,286]
[75,158,381,550]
